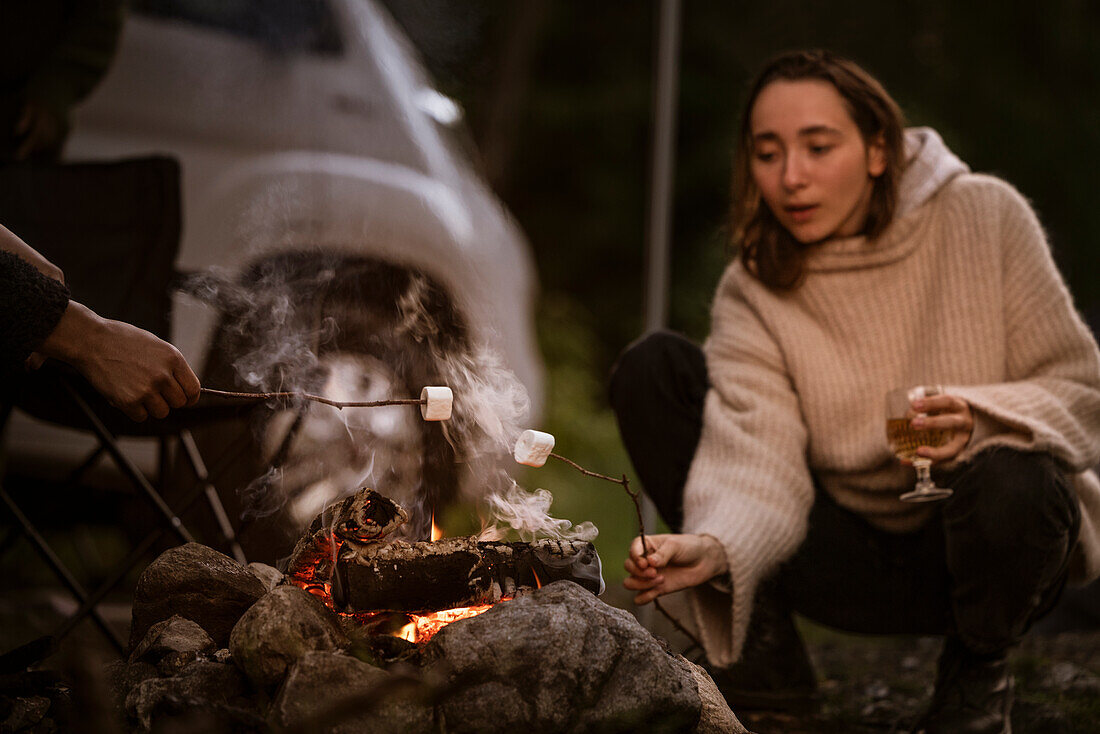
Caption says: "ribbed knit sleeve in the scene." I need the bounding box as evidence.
[681,265,815,667]
[949,181,1100,472]
[0,250,71,376]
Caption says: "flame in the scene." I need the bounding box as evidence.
[532,567,542,589]
[394,602,500,644]
[286,511,512,646]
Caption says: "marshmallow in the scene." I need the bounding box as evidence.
[420,386,453,421]
[514,429,555,467]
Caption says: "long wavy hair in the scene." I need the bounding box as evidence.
[732,50,906,289]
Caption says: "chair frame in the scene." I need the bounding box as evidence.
[0,157,246,658]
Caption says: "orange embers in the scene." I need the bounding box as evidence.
[395,601,503,644]
[335,599,511,644]
[288,514,510,644]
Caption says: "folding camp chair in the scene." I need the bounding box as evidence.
[0,157,247,656]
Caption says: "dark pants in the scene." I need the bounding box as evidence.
[609,331,1081,654]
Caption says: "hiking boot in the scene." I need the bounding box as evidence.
[911,637,1014,734]
[707,580,820,714]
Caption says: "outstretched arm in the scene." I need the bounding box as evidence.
[2,225,200,421]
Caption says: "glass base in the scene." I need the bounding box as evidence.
[900,486,954,503]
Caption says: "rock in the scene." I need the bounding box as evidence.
[421,580,704,734]
[129,543,266,649]
[269,650,434,734]
[1,695,50,731]
[124,660,252,731]
[248,562,284,591]
[229,585,349,689]
[1038,661,1100,696]
[130,615,215,664]
[158,650,202,677]
[676,657,748,734]
[338,615,419,666]
[105,660,159,716]
[864,680,891,700]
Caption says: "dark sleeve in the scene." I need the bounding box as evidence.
[0,250,71,375]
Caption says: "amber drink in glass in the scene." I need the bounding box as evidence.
[885,386,953,502]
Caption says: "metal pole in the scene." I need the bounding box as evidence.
[639,0,682,629]
[644,0,682,334]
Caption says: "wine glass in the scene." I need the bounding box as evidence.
[885,386,953,502]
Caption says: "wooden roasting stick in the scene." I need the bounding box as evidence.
[512,430,703,650]
[199,386,454,422]
[200,387,424,410]
[548,453,704,651]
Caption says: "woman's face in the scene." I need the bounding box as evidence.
[749,79,886,244]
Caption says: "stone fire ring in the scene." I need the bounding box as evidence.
[110,542,746,733]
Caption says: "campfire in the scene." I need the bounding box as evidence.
[282,486,603,646]
[87,406,741,732]
[59,265,743,732]
[104,538,741,733]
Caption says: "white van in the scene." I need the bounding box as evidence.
[9,0,542,534]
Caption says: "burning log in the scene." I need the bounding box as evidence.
[331,536,603,613]
[284,486,603,619]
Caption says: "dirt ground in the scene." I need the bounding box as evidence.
[616,587,1100,734]
[736,628,1100,734]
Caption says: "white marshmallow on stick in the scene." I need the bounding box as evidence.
[514,429,555,467]
[420,386,453,421]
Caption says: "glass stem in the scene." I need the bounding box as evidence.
[913,458,933,489]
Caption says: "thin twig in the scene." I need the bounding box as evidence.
[200,387,424,410]
[547,452,703,650]
[548,452,622,484]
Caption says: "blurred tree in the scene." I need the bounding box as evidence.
[387,0,1100,354]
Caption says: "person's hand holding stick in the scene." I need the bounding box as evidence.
[624,533,729,604]
[513,429,706,648]
[4,223,200,421]
[36,301,201,421]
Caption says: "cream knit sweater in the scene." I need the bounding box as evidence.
[683,129,1100,667]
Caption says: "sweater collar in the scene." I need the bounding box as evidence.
[802,127,969,273]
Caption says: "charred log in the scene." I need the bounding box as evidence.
[331,537,603,613]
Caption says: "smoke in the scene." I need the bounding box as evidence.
[185,259,337,394]
[390,273,600,545]
[185,258,595,547]
[237,467,284,522]
[479,481,598,543]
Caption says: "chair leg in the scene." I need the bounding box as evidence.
[0,486,126,654]
[59,379,193,544]
[158,435,171,493]
[178,429,246,564]
[61,446,106,490]
[53,468,221,646]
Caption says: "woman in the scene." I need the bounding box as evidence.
[610,50,1100,733]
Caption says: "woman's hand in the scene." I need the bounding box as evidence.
[623,533,729,605]
[912,393,974,463]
